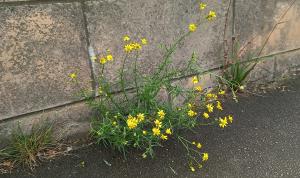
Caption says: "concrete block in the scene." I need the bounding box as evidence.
[0,2,92,119]
[84,0,227,91]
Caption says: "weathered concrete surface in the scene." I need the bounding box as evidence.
[85,0,227,88]
[235,0,300,83]
[0,101,92,148]
[0,2,92,119]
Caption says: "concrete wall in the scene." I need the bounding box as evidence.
[1,0,299,147]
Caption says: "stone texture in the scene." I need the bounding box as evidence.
[234,0,300,83]
[0,101,92,148]
[85,0,228,91]
[0,2,92,119]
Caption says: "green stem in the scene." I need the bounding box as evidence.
[120,54,129,103]
[134,52,140,108]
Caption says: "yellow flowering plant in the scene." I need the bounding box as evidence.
[72,2,234,171]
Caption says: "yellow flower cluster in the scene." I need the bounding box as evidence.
[126,115,139,129]
[99,53,114,65]
[192,141,202,149]
[126,113,145,129]
[123,35,147,53]
[188,110,197,117]
[219,115,233,128]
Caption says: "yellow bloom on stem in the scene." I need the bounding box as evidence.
[127,115,138,129]
[157,109,165,119]
[192,141,196,145]
[197,143,202,149]
[137,113,145,122]
[189,23,197,32]
[203,112,209,119]
[199,2,207,10]
[165,128,172,135]
[188,110,197,117]
[124,44,133,52]
[228,115,233,123]
[132,42,142,50]
[142,130,147,135]
[194,86,202,92]
[188,103,193,108]
[190,166,195,172]
[69,73,77,79]
[154,119,162,128]
[160,134,168,140]
[206,104,214,113]
[216,101,223,111]
[192,76,199,84]
[100,57,107,64]
[106,54,113,61]
[202,153,209,161]
[123,35,130,42]
[218,90,225,95]
[206,93,218,100]
[152,127,160,136]
[112,121,117,126]
[207,11,217,21]
[219,117,228,128]
[141,38,148,45]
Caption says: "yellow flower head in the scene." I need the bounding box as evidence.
[100,57,107,64]
[206,93,218,100]
[228,115,233,123]
[165,128,172,135]
[192,76,199,84]
[132,42,142,50]
[112,121,117,126]
[189,23,197,32]
[203,112,209,119]
[127,115,138,129]
[188,103,193,108]
[154,119,162,128]
[141,38,148,45]
[160,134,168,140]
[218,90,225,95]
[197,143,202,149]
[123,35,130,42]
[106,54,113,61]
[124,44,134,53]
[219,117,228,128]
[188,110,197,117]
[194,86,202,92]
[190,166,195,172]
[137,113,145,122]
[216,101,223,111]
[142,130,147,135]
[157,109,165,119]
[199,2,207,10]
[69,73,77,79]
[207,11,217,21]
[202,153,209,161]
[206,104,214,113]
[192,141,196,145]
[152,127,161,136]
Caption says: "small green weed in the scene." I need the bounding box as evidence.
[0,124,53,171]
